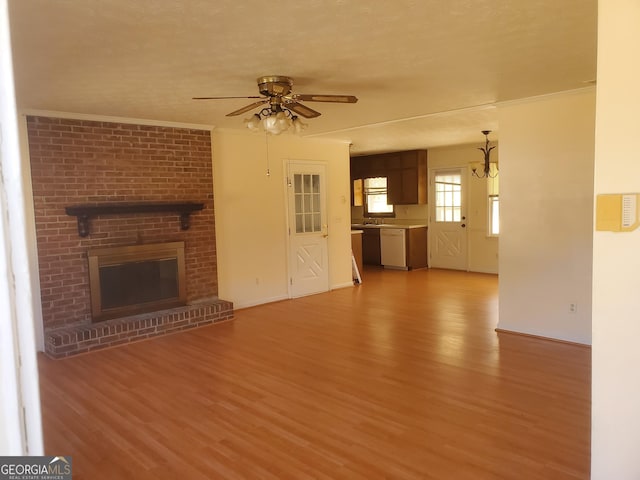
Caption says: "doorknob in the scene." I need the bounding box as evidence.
[461,224,466,228]
[462,216,466,220]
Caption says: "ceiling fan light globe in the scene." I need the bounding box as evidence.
[263,115,277,130]
[268,124,284,135]
[274,111,291,131]
[244,113,262,131]
[263,115,286,135]
[293,118,307,134]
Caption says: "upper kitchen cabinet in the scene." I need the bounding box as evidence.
[350,150,428,205]
[386,150,428,205]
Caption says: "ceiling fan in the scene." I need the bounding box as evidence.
[193,75,358,119]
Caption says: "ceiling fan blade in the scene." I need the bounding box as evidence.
[292,94,358,104]
[193,96,263,100]
[226,100,269,117]
[285,101,322,118]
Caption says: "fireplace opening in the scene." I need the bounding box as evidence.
[88,242,186,321]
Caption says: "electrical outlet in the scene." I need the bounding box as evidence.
[569,303,577,313]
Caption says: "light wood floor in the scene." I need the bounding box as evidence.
[38,268,591,479]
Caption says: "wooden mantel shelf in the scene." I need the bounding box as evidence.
[65,202,205,237]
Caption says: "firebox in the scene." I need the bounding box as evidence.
[87,242,186,321]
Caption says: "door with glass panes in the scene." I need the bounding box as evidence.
[286,161,329,297]
[429,168,468,270]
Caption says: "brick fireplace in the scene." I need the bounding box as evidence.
[27,116,233,358]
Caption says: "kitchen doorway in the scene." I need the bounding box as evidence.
[285,160,330,297]
[429,168,469,270]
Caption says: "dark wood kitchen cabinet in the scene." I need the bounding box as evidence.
[350,150,427,205]
[361,228,381,265]
[406,227,428,269]
[386,150,428,205]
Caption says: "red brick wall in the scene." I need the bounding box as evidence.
[27,116,217,330]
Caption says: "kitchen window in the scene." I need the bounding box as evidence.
[364,177,394,217]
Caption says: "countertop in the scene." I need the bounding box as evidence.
[351,223,427,230]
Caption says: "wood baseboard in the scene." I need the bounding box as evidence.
[495,328,592,348]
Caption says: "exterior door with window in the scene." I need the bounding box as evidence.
[286,161,329,297]
[429,168,468,270]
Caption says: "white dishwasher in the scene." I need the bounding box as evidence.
[380,228,407,269]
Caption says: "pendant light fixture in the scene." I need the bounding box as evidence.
[471,130,498,178]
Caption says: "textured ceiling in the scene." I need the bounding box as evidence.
[8,0,597,154]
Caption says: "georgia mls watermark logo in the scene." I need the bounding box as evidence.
[0,456,72,480]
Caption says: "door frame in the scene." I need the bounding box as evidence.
[283,159,330,298]
[428,165,470,271]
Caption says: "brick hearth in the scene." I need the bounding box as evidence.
[45,300,233,358]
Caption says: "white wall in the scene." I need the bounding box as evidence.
[592,0,640,477]
[212,129,353,309]
[429,144,499,274]
[0,0,43,454]
[497,89,595,345]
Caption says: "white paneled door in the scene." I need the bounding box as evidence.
[286,161,329,297]
[429,168,468,270]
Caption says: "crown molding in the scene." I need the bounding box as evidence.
[19,109,215,131]
[305,102,497,137]
[494,86,596,109]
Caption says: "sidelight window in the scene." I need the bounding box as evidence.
[489,196,499,235]
[487,164,499,236]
